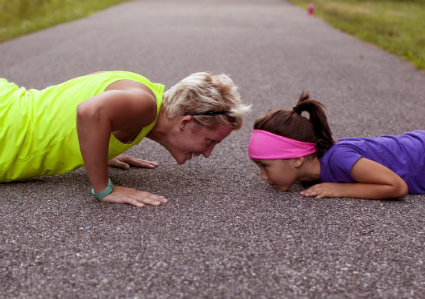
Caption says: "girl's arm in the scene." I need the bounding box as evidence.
[300,158,409,200]
[77,89,167,207]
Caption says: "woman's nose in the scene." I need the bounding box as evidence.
[202,145,215,158]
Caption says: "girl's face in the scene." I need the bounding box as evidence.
[252,159,299,191]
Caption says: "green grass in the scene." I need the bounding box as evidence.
[287,0,425,70]
[0,0,131,42]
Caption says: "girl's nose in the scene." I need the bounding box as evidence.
[260,169,268,180]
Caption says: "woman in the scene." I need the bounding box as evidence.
[0,71,251,207]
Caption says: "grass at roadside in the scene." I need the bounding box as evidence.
[0,0,131,42]
[287,0,425,70]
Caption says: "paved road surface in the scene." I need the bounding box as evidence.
[1,0,425,298]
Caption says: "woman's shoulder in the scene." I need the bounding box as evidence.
[93,71,164,100]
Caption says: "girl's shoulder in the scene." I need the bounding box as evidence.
[322,130,425,165]
[335,130,425,145]
[319,142,361,183]
[400,130,425,139]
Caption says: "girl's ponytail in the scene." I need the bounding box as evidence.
[254,91,335,157]
[293,92,335,156]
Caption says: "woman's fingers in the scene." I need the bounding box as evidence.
[100,186,167,207]
[109,155,159,169]
[133,192,167,206]
[132,201,146,208]
[128,158,159,169]
[109,158,130,169]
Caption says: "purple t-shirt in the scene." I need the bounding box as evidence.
[319,130,425,194]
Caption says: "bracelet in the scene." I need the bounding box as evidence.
[91,179,113,199]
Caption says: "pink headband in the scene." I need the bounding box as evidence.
[248,130,317,159]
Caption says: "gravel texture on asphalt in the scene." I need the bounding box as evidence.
[1,0,425,298]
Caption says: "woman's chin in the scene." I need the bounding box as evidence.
[176,158,186,165]
[174,155,189,165]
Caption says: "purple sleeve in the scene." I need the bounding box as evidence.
[326,145,363,183]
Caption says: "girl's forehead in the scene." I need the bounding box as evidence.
[252,159,276,164]
[252,159,291,167]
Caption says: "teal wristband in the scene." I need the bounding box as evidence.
[92,179,113,199]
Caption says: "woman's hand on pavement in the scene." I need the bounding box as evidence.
[108,155,159,170]
[100,186,167,207]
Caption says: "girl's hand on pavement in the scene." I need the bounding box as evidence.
[300,183,346,199]
[108,155,159,170]
[100,186,168,208]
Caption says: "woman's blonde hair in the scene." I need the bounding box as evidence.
[162,72,251,129]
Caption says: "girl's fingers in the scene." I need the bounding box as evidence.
[301,187,324,198]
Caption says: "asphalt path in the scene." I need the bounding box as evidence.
[1,0,425,298]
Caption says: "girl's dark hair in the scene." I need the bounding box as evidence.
[253,92,335,157]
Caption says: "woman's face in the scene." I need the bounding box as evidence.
[252,159,298,191]
[170,120,233,165]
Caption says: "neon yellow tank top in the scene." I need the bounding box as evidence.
[0,71,164,182]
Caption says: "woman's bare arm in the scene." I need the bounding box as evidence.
[76,88,167,207]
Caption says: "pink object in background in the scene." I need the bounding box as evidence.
[308,3,314,16]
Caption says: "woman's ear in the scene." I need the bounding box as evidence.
[179,115,192,131]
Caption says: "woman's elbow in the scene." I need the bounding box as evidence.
[77,102,99,123]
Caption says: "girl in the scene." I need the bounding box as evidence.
[248,92,425,200]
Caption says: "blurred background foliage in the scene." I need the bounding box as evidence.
[1,0,424,70]
[0,0,129,42]
[287,0,425,70]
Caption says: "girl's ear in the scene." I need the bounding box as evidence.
[293,157,304,168]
